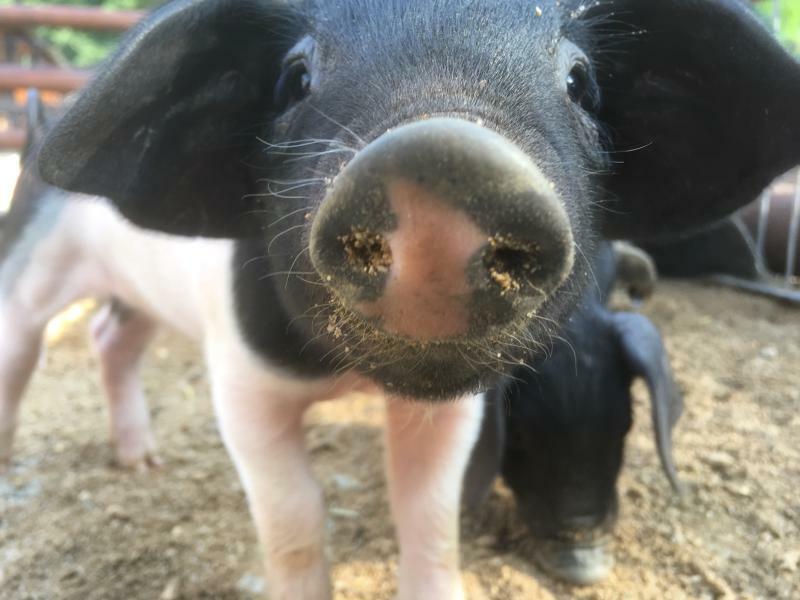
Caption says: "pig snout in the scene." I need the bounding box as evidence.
[535,537,615,587]
[525,508,616,585]
[310,118,575,341]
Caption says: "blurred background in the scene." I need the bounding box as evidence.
[4,0,799,69]
[0,0,795,69]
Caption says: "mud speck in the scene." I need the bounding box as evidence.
[489,267,520,294]
[485,234,540,294]
[326,312,345,340]
[339,228,393,276]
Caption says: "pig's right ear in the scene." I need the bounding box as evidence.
[612,313,685,494]
[38,0,299,237]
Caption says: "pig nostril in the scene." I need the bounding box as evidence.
[484,235,541,295]
[338,228,393,276]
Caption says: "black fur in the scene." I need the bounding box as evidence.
[465,242,682,575]
[643,218,765,280]
[588,0,800,238]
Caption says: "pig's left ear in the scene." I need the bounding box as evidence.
[585,0,800,239]
[612,313,684,493]
[38,0,299,237]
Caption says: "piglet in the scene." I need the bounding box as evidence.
[465,242,682,585]
[1,1,798,598]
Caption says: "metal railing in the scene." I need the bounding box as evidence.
[0,6,143,31]
[0,4,144,151]
[751,0,799,290]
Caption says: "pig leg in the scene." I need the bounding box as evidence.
[0,202,109,469]
[0,307,45,470]
[90,299,160,470]
[208,353,331,600]
[385,394,484,600]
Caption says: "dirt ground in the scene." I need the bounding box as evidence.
[0,279,797,600]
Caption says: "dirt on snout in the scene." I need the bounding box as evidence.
[1,282,799,600]
[339,228,393,276]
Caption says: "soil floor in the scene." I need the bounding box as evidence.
[1,280,799,600]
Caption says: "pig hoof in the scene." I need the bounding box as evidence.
[535,542,614,586]
[114,445,163,472]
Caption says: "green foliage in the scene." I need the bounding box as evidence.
[755,0,800,54]
[1,0,160,67]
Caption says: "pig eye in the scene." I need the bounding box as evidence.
[566,61,597,111]
[275,59,312,111]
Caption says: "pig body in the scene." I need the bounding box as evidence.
[2,0,800,598]
[0,185,240,463]
[2,175,481,600]
[642,213,800,304]
[642,217,764,281]
[465,242,682,585]
[644,172,799,283]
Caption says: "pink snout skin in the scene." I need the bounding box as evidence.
[356,179,486,340]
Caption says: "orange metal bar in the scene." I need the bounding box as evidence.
[0,65,90,93]
[0,6,144,31]
[0,128,25,151]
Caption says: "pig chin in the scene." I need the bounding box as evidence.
[321,298,539,400]
[316,252,573,399]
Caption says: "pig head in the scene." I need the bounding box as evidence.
[37,0,800,401]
